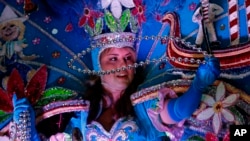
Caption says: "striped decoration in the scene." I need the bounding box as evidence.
[201,0,210,23]
[228,0,239,45]
[246,0,250,39]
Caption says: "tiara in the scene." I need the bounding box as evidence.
[67,1,208,75]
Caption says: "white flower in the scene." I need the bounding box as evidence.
[196,82,239,134]
[101,0,135,19]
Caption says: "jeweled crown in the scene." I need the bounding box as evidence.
[77,0,144,72]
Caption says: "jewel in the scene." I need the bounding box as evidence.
[104,10,118,32]
[120,9,131,31]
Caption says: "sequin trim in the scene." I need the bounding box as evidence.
[35,100,89,123]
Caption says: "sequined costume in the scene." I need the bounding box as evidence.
[64,86,182,141]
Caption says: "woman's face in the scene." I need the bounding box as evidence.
[100,47,136,90]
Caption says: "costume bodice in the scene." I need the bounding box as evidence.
[85,116,146,141]
[64,87,178,141]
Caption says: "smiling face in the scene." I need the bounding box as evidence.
[100,47,136,90]
[0,21,20,41]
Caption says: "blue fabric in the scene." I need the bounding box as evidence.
[12,94,41,141]
[65,100,167,141]
[167,56,221,122]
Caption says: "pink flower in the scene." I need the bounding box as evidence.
[131,0,146,26]
[196,82,239,134]
[32,37,40,45]
[78,7,103,28]
[44,16,52,23]
[189,2,197,11]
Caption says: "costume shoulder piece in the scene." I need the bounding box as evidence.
[131,79,250,140]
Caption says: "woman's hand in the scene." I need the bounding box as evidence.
[193,55,221,90]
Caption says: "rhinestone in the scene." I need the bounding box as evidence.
[139,61,144,66]
[152,59,157,63]
[145,60,150,64]
[111,69,116,73]
[175,37,181,42]
[184,58,189,62]
[87,70,92,74]
[196,59,201,64]
[77,53,82,58]
[190,58,195,63]
[177,57,182,62]
[81,50,86,55]
[151,36,155,40]
[134,63,138,68]
[106,71,111,75]
[171,57,176,61]
[101,71,106,75]
[122,66,126,71]
[83,70,88,74]
[86,48,91,52]
[186,41,191,45]
[197,48,202,52]
[97,71,101,75]
[181,39,185,44]
[128,65,133,69]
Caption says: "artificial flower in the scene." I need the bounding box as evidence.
[78,7,103,28]
[205,132,219,141]
[205,131,230,141]
[0,65,47,113]
[101,0,135,19]
[131,0,146,26]
[196,82,239,134]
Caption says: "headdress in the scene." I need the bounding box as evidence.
[67,0,208,75]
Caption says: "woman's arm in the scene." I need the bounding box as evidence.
[160,56,221,123]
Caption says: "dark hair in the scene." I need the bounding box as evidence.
[83,67,145,123]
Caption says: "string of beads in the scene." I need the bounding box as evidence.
[67,36,209,75]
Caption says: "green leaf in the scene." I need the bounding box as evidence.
[84,25,94,36]
[36,87,78,106]
[94,18,103,35]
[130,16,139,33]
[104,10,117,32]
[119,9,131,31]
[229,107,245,125]
[0,110,12,124]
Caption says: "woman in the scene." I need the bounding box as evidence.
[11,30,220,140]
